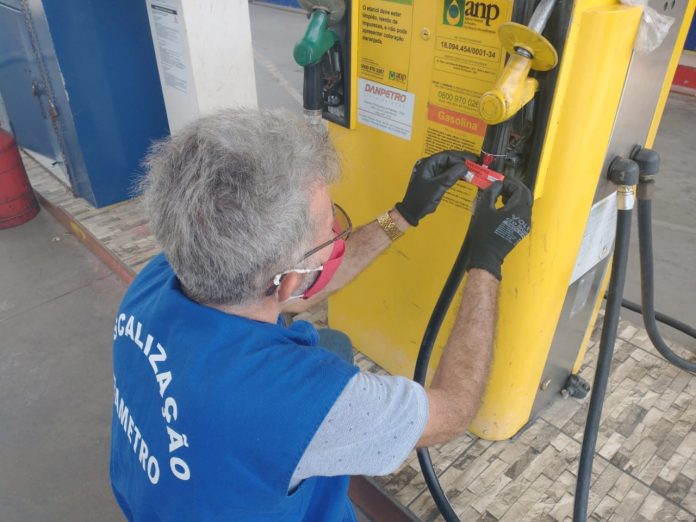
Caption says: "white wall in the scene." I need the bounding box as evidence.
[146,0,258,132]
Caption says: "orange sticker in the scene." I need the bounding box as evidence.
[427,103,486,137]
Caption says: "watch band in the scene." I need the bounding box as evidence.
[377,210,404,241]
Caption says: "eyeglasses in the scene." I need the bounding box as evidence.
[301,203,352,260]
[264,203,352,297]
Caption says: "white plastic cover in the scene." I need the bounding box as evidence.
[621,0,675,55]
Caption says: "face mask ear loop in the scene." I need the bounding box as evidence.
[273,266,324,286]
[272,266,324,304]
[279,293,304,305]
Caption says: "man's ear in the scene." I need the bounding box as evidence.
[277,271,303,302]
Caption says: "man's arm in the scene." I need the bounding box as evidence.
[417,178,533,446]
[283,150,474,313]
[283,209,410,313]
[417,268,497,446]
[287,178,531,487]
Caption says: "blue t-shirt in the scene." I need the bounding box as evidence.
[110,254,359,521]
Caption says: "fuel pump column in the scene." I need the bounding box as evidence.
[291,0,696,518]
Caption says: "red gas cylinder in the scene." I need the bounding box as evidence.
[0,129,39,229]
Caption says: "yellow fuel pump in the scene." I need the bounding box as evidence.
[293,0,696,444]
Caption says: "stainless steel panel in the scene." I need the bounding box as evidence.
[530,0,691,420]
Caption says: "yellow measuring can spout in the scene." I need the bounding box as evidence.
[480,54,537,124]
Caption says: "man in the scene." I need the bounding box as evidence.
[110,108,532,521]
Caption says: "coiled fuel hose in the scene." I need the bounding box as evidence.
[632,196,696,372]
[413,234,472,522]
[574,173,636,521]
[411,120,509,521]
[415,150,695,522]
[574,150,695,521]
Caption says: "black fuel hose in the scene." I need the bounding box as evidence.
[620,298,696,340]
[411,107,514,520]
[574,207,634,521]
[575,194,696,520]
[413,236,472,522]
[303,62,323,112]
[635,198,696,373]
[414,189,695,521]
[411,103,512,520]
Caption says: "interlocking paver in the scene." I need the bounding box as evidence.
[609,481,650,521]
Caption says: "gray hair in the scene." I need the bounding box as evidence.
[139,108,340,305]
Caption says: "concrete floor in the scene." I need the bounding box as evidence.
[250,3,306,110]
[0,210,125,522]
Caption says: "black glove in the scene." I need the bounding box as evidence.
[396,151,476,226]
[466,178,532,280]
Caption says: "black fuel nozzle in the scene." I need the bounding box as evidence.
[630,146,661,200]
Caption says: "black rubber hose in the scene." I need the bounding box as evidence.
[636,199,696,373]
[412,109,513,519]
[574,208,633,521]
[303,62,323,111]
[413,236,472,522]
[413,109,512,520]
[620,298,696,340]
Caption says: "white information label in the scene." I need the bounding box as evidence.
[151,2,188,94]
[570,193,617,285]
[357,79,415,141]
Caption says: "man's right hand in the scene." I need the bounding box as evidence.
[465,178,532,280]
[419,178,531,446]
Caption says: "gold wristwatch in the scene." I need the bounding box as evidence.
[377,210,404,241]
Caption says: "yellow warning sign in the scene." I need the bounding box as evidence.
[358,0,414,89]
[425,0,513,209]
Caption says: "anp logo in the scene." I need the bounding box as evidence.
[443,0,465,26]
[389,70,407,84]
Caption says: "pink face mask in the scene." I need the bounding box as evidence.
[271,237,347,301]
[301,238,346,299]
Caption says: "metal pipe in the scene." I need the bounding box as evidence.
[527,0,558,34]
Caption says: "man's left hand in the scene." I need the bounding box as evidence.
[396,150,476,226]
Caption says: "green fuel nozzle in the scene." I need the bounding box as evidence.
[293,9,338,67]
[294,1,345,124]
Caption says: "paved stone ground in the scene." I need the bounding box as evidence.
[24,152,696,521]
[356,318,696,521]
